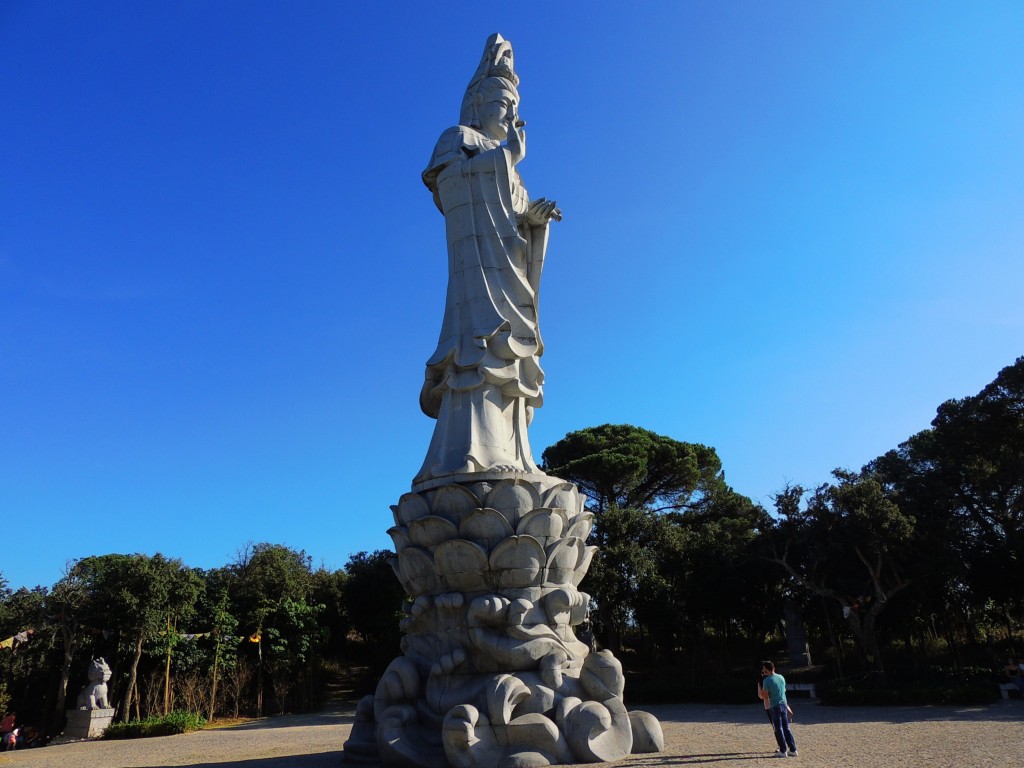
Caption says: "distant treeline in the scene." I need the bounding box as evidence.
[0,544,404,733]
[539,356,1024,701]
[3,356,1022,730]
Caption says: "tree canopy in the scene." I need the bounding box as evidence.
[0,543,405,731]
[541,424,770,660]
[541,424,723,512]
[869,356,1024,625]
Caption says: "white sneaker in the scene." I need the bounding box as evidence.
[788,750,799,757]
[774,751,788,758]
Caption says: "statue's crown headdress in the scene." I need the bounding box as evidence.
[460,33,519,126]
[470,32,519,87]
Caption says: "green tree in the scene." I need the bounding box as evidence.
[73,553,202,720]
[226,543,314,715]
[47,563,94,722]
[0,580,47,718]
[228,543,314,636]
[670,486,776,665]
[542,424,723,513]
[311,567,350,658]
[263,597,326,713]
[767,473,915,676]
[542,425,768,664]
[342,551,404,674]
[584,505,679,652]
[205,584,240,720]
[2,587,46,699]
[869,356,1024,638]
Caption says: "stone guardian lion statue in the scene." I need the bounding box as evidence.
[77,657,112,710]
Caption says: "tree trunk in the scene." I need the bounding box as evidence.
[51,622,79,733]
[122,634,144,722]
[54,628,76,713]
[860,611,886,681]
[965,612,980,648]
[821,597,844,678]
[843,605,886,681]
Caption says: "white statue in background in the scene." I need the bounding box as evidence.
[416,33,561,485]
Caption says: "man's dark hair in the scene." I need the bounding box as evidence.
[762,660,775,672]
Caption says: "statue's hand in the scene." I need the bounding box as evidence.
[506,110,526,165]
[526,198,562,226]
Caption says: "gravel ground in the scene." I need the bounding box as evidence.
[1,699,1021,768]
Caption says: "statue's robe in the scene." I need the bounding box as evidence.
[415,126,548,484]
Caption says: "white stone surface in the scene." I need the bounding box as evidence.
[75,658,111,710]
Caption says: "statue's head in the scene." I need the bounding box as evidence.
[88,657,112,683]
[464,77,519,141]
[460,33,520,134]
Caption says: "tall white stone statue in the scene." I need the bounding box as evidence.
[415,33,560,487]
[343,34,663,768]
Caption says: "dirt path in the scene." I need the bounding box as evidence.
[1,699,1021,768]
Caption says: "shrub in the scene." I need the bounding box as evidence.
[103,711,206,739]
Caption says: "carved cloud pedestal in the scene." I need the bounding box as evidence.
[343,474,663,767]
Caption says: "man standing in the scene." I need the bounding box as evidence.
[759,661,798,757]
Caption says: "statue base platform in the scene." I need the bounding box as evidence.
[342,475,663,767]
[64,708,114,739]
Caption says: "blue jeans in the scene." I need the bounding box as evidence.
[768,703,796,753]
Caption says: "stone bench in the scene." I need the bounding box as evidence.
[786,683,817,699]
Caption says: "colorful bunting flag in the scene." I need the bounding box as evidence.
[0,628,34,650]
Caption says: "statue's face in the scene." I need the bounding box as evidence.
[479,89,516,141]
[90,660,112,681]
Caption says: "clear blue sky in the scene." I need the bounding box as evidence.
[2,2,1022,590]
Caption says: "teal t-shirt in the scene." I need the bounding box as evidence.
[762,673,787,707]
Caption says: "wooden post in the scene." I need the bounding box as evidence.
[163,611,173,715]
[208,632,220,722]
[256,632,263,717]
